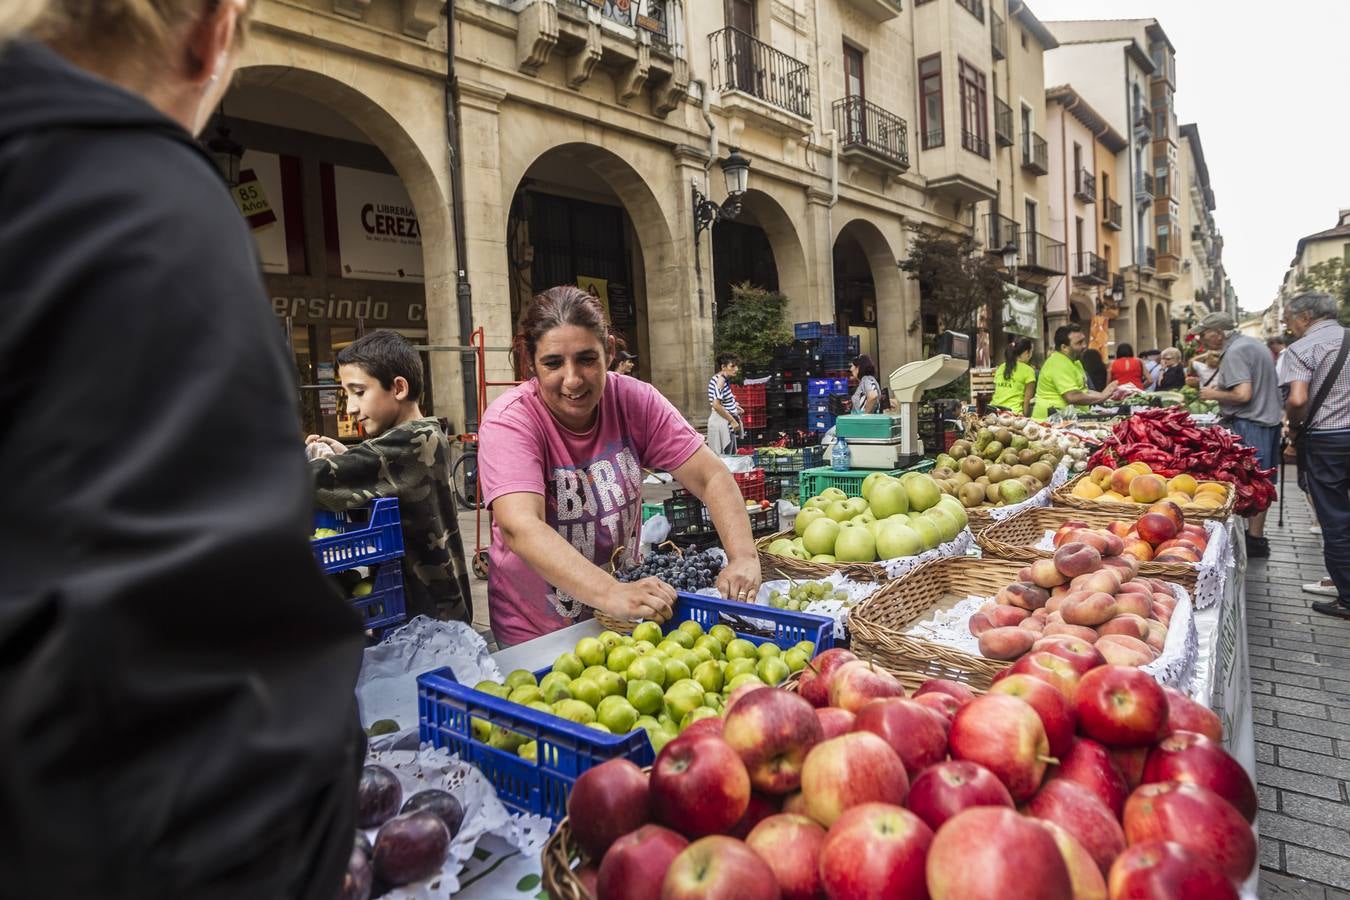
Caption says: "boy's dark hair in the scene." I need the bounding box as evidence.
[716,352,740,369]
[1053,323,1084,351]
[337,330,423,400]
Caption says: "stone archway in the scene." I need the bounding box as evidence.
[1134,298,1152,351]
[1154,303,1171,351]
[833,219,907,376]
[719,188,810,321]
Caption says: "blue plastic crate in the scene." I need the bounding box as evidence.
[807,377,850,398]
[348,560,406,632]
[311,498,404,574]
[418,593,833,820]
[818,334,860,354]
[793,321,836,340]
[808,413,836,432]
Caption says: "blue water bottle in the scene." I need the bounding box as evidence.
[831,436,851,472]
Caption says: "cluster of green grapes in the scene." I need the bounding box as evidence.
[765,580,851,611]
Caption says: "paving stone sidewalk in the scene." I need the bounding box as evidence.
[1248,467,1350,898]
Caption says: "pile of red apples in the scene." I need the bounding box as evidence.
[972,506,1202,667]
[565,647,1255,900]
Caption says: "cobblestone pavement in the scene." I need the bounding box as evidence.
[1248,468,1350,897]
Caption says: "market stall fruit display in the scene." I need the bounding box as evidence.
[931,424,1067,508]
[615,546,724,592]
[766,580,852,611]
[1067,461,1231,514]
[1047,503,1210,565]
[343,767,464,894]
[543,663,1256,899]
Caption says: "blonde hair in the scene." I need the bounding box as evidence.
[0,0,48,44]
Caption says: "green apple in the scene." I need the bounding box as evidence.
[869,478,911,519]
[757,656,791,685]
[681,707,721,731]
[768,538,797,557]
[783,647,810,672]
[904,474,942,512]
[843,497,870,519]
[541,678,573,704]
[517,740,538,762]
[709,625,736,646]
[834,523,877,562]
[794,640,816,656]
[632,621,663,645]
[649,728,676,754]
[794,506,827,536]
[865,518,887,539]
[633,640,657,655]
[619,635,635,647]
[528,701,553,714]
[488,725,527,752]
[802,496,831,511]
[802,517,840,556]
[756,642,780,659]
[811,554,837,563]
[656,639,684,656]
[552,698,597,724]
[592,670,626,699]
[626,655,666,688]
[725,658,758,681]
[860,471,895,502]
[923,506,960,544]
[665,629,695,650]
[694,635,724,660]
[597,630,624,651]
[473,680,509,699]
[725,638,758,661]
[540,670,572,695]
[935,494,970,530]
[819,487,847,502]
[636,715,662,734]
[606,645,638,674]
[626,679,665,716]
[908,515,942,551]
[567,678,602,709]
[692,659,725,693]
[786,545,812,560]
[581,665,610,684]
[662,657,692,685]
[702,693,724,712]
[505,669,537,690]
[689,646,713,665]
[597,695,639,734]
[575,637,606,668]
[677,620,704,639]
[552,652,585,680]
[854,511,877,526]
[673,649,702,673]
[664,679,706,723]
[825,500,854,522]
[876,520,923,560]
[470,717,490,742]
[727,672,765,692]
[586,722,612,733]
[508,685,544,706]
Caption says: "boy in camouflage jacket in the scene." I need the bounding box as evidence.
[307,331,472,623]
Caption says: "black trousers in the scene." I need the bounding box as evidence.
[1302,431,1350,603]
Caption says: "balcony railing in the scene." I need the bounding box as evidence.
[1021,229,1067,274]
[1075,250,1108,284]
[708,27,811,119]
[921,127,944,150]
[1075,168,1097,203]
[984,213,1020,256]
[1103,198,1123,230]
[991,9,1007,59]
[957,0,984,22]
[834,96,909,170]
[994,97,1013,147]
[1134,104,1151,131]
[962,128,990,159]
[1141,247,1157,270]
[1135,172,1154,196]
[1021,131,1048,175]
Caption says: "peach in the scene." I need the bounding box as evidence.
[1069,530,1112,555]
[1144,620,1168,653]
[1129,475,1168,504]
[1029,558,1068,589]
[1167,474,1198,496]
[1062,592,1118,627]
[1097,614,1151,641]
[1053,522,1092,548]
[1109,468,1138,495]
[969,606,1030,636]
[1096,634,1156,666]
[1166,492,1195,506]
[1106,521,1133,538]
[1079,570,1125,596]
[1135,513,1178,545]
[1113,593,1153,619]
[1043,623,1100,643]
[1096,634,1155,655]
[1127,462,1153,475]
[1090,466,1115,487]
[1101,555,1139,581]
[1045,595,1065,614]
[1019,617,1046,634]
[1146,500,1185,531]
[1117,579,1153,596]
[1031,608,1050,621]
[1151,604,1173,627]
[997,582,1051,611]
[1150,593,1177,611]
[1054,542,1102,578]
[1045,611,1065,626]
[1101,532,1126,557]
[1180,523,1208,541]
[1018,566,1036,583]
[1154,548,1200,564]
[978,626,1038,661]
[1050,584,1071,600]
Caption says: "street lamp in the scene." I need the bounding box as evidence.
[692,148,752,240]
[206,115,244,187]
[1000,240,1020,290]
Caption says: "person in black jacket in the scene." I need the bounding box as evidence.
[0,4,365,899]
[1157,347,1187,390]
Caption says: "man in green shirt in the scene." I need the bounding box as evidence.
[1032,323,1118,419]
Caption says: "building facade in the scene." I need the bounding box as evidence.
[1174,123,1229,340]
[1266,209,1350,334]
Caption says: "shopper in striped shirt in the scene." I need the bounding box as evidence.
[707,352,743,455]
[1282,291,1350,618]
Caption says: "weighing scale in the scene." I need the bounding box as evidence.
[827,332,970,469]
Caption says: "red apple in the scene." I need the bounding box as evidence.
[597,824,688,900]
[745,814,826,900]
[913,678,977,706]
[1122,782,1257,885]
[925,807,1073,899]
[798,648,857,708]
[853,697,949,778]
[722,687,823,795]
[727,791,781,840]
[800,732,909,826]
[1034,637,1107,677]
[949,694,1052,801]
[680,716,725,742]
[1012,650,1084,701]
[913,691,963,727]
[1142,731,1257,822]
[781,791,808,816]
[724,683,770,717]
[1161,686,1223,741]
[906,760,1014,831]
[1036,819,1108,900]
[1025,778,1126,876]
[1107,840,1238,899]
[1109,746,1149,789]
[1074,665,1169,748]
[1135,512,1178,545]
[989,673,1077,758]
[575,865,599,898]
[660,835,780,900]
[567,758,651,860]
[1053,738,1130,819]
[650,734,751,838]
[828,660,906,713]
[818,803,933,900]
[815,706,855,739]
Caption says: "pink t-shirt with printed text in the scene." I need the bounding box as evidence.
[477,373,703,646]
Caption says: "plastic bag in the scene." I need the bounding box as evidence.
[640,513,671,547]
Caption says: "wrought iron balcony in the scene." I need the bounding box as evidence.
[991,9,1007,60]
[962,128,990,159]
[1141,246,1157,270]
[1103,198,1123,230]
[708,27,811,119]
[1133,105,1152,140]
[984,213,1020,257]
[921,127,944,150]
[834,96,909,171]
[1134,172,1154,204]
[1021,131,1048,175]
[1075,168,1096,203]
[994,97,1013,148]
[1021,229,1067,275]
[957,0,984,22]
[1075,250,1108,284]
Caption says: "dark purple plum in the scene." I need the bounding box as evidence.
[356,765,403,828]
[338,844,373,900]
[354,830,373,858]
[400,789,464,840]
[373,811,451,886]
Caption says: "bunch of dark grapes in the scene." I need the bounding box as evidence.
[617,549,723,592]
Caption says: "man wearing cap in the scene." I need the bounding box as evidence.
[1195,311,1283,558]
[612,350,638,376]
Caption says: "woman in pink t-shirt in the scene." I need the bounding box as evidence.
[477,286,763,646]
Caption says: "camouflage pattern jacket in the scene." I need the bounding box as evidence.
[311,418,471,623]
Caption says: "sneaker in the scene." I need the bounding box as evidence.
[1312,600,1350,619]
[1304,579,1338,597]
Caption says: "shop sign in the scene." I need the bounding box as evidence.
[237,150,291,275]
[577,276,610,318]
[272,295,426,328]
[323,164,424,284]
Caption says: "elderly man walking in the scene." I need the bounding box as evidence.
[1194,311,1284,558]
[1281,292,1350,618]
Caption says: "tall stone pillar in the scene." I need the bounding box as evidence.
[803,187,835,326]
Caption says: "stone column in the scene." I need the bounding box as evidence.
[669,144,712,421]
[802,187,835,326]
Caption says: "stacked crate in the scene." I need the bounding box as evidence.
[807,376,850,433]
[310,499,407,637]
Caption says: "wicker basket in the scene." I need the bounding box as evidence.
[542,818,594,900]
[1053,472,1236,521]
[976,506,1199,588]
[847,557,1029,692]
[756,530,890,583]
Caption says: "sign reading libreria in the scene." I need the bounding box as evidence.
[325,164,424,284]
